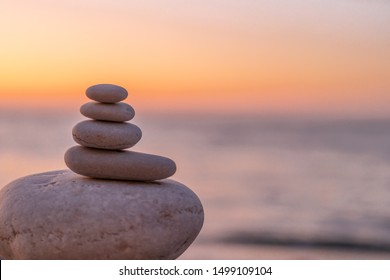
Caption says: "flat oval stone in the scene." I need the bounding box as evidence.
[86,84,128,103]
[0,170,204,260]
[80,102,135,122]
[64,146,176,181]
[72,120,142,150]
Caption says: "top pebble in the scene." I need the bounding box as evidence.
[86,84,128,103]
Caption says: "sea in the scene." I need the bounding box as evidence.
[1,110,390,259]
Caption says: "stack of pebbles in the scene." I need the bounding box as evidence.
[65,84,176,181]
[0,84,204,260]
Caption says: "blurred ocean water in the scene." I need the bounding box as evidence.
[1,110,390,259]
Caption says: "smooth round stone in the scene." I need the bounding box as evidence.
[72,120,142,150]
[80,102,135,122]
[64,146,176,181]
[0,170,204,260]
[86,84,128,103]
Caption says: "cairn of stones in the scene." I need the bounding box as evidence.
[65,84,176,181]
[0,84,204,260]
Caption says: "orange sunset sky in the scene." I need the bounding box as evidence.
[0,0,389,116]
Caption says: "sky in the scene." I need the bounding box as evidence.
[0,0,389,116]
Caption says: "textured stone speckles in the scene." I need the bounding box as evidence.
[64,146,176,181]
[72,120,142,150]
[0,170,204,260]
[80,102,135,122]
[86,84,128,103]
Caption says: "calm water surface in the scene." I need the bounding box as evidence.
[1,111,390,259]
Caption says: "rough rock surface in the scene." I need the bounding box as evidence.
[86,84,128,103]
[64,146,176,181]
[0,170,204,260]
[80,102,135,122]
[72,120,142,150]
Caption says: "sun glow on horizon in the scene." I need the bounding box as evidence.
[1,0,389,116]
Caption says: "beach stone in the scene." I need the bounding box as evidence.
[72,120,142,150]
[64,146,176,181]
[86,84,128,103]
[0,170,204,260]
[80,102,135,122]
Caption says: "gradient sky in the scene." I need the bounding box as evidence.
[0,0,389,116]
